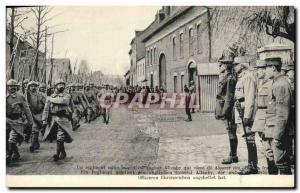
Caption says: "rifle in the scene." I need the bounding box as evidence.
[235,99,249,147]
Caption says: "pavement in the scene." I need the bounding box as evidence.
[6,105,292,175]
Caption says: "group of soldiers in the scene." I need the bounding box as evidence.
[216,53,295,175]
[6,78,113,165]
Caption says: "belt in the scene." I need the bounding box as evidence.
[236,98,245,102]
[257,107,267,109]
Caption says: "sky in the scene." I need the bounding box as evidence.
[17,6,160,75]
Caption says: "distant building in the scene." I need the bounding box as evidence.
[6,28,46,82]
[46,58,72,86]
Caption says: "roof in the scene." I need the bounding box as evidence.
[142,6,193,42]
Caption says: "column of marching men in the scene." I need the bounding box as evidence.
[6,79,114,165]
[216,52,295,175]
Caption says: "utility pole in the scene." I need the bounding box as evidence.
[33,6,42,81]
[42,26,47,83]
[48,33,55,87]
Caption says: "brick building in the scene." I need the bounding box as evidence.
[6,29,46,82]
[128,6,294,112]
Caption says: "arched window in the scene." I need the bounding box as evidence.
[179,33,183,57]
[172,37,176,60]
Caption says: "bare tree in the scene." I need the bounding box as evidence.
[29,6,55,81]
[6,7,29,79]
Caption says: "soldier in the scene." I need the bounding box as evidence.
[251,60,276,174]
[22,79,29,95]
[189,80,196,113]
[69,84,84,131]
[84,84,96,122]
[215,56,238,164]
[102,84,113,124]
[233,56,258,175]
[184,85,192,122]
[42,79,74,161]
[38,83,47,95]
[26,81,46,152]
[282,64,295,165]
[264,57,292,174]
[6,79,33,164]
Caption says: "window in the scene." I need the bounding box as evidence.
[150,49,153,65]
[179,33,183,57]
[150,74,153,88]
[181,75,184,92]
[189,28,193,55]
[172,37,176,60]
[147,50,149,65]
[197,24,201,52]
[153,48,156,64]
[174,76,178,93]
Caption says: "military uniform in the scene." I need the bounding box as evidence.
[42,79,74,161]
[216,56,238,164]
[26,81,46,152]
[6,79,33,164]
[264,58,292,174]
[101,86,113,124]
[234,56,258,175]
[84,85,97,122]
[282,64,295,165]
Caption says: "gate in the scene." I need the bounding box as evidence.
[198,75,218,112]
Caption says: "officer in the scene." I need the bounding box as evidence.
[38,83,47,95]
[282,64,295,165]
[264,57,292,174]
[42,79,74,161]
[216,56,238,164]
[251,60,277,174]
[233,56,258,175]
[6,79,33,164]
[26,81,46,152]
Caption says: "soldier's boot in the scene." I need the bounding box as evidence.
[11,143,20,162]
[239,136,258,175]
[6,143,14,165]
[279,167,292,175]
[30,132,40,152]
[266,159,278,175]
[222,138,238,164]
[103,111,107,123]
[59,142,67,160]
[106,113,110,125]
[53,141,62,162]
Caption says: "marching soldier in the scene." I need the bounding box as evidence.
[264,57,292,174]
[215,56,238,164]
[38,83,47,95]
[84,84,96,122]
[69,84,85,130]
[22,79,29,95]
[26,81,46,152]
[251,60,276,174]
[102,84,113,124]
[42,79,74,162]
[6,79,33,164]
[233,56,258,175]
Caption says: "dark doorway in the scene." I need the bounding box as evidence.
[188,62,196,86]
[159,54,167,89]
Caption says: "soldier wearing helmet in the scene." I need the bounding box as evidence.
[6,79,33,165]
[26,81,46,153]
[42,79,74,161]
[39,83,47,95]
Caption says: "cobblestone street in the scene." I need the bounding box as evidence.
[7,105,278,175]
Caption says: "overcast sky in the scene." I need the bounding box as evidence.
[18,6,160,75]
